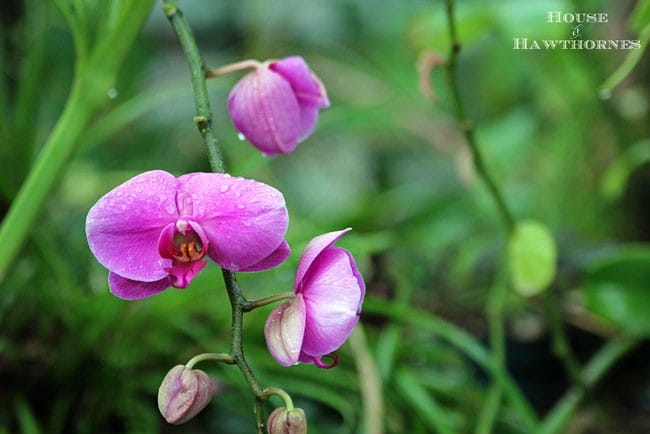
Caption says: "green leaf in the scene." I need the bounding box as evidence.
[630,0,650,33]
[584,246,650,336]
[600,139,650,201]
[508,220,557,297]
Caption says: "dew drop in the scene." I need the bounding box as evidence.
[220,184,230,193]
[237,133,247,141]
[107,88,118,99]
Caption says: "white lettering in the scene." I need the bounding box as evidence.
[547,11,562,23]
[513,38,528,49]
[546,11,609,23]
[543,40,560,49]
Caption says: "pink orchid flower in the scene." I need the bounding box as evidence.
[86,170,289,300]
[228,56,330,156]
[264,229,365,368]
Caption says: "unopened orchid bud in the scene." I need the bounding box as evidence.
[228,56,329,156]
[267,407,308,434]
[157,365,220,425]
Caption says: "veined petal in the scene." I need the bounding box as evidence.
[228,66,301,155]
[264,295,307,366]
[86,170,177,281]
[108,272,171,300]
[176,173,289,271]
[300,247,362,357]
[295,228,351,291]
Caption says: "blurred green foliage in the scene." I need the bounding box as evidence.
[1,0,649,433]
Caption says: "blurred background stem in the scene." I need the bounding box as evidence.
[443,0,515,235]
[442,1,516,431]
[0,0,155,284]
[540,336,640,434]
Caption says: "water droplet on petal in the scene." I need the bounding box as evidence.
[220,185,230,193]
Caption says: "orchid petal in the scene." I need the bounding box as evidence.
[176,173,289,271]
[108,272,171,300]
[300,247,362,357]
[228,66,301,155]
[296,105,320,142]
[264,295,306,366]
[86,170,177,282]
[294,228,351,291]
[239,240,291,272]
[270,56,330,108]
[165,260,207,289]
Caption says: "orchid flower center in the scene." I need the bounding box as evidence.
[159,220,209,265]
[172,231,205,262]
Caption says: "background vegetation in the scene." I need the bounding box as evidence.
[1,0,649,433]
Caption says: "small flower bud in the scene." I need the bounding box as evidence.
[228,56,329,156]
[267,407,308,434]
[157,365,220,425]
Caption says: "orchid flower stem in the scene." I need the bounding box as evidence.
[163,3,274,432]
[261,387,295,411]
[185,352,235,369]
[221,268,267,433]
[163,0,224,173]
[206,59,263,78]
[244,292,295,312]
[443,0,515,235]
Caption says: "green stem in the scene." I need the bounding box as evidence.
[0,0,155,285]
[163,1,224,173]
[540,337,639,434]
[475,276,508,434]
[206,59,262,78]
[222,268,266,434]
[443,0,515,234]
[363,297,540,432]
[244,292,294,312]
[162,4,278,432]
[441,1,518,430]
[0,77,97,283]
[545,291,583,385]
[185,352,235,369]
[260,387,295,411]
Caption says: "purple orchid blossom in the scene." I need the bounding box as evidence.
[86,170,289,300]
[264,228,365,368]
[228,56,330,156]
